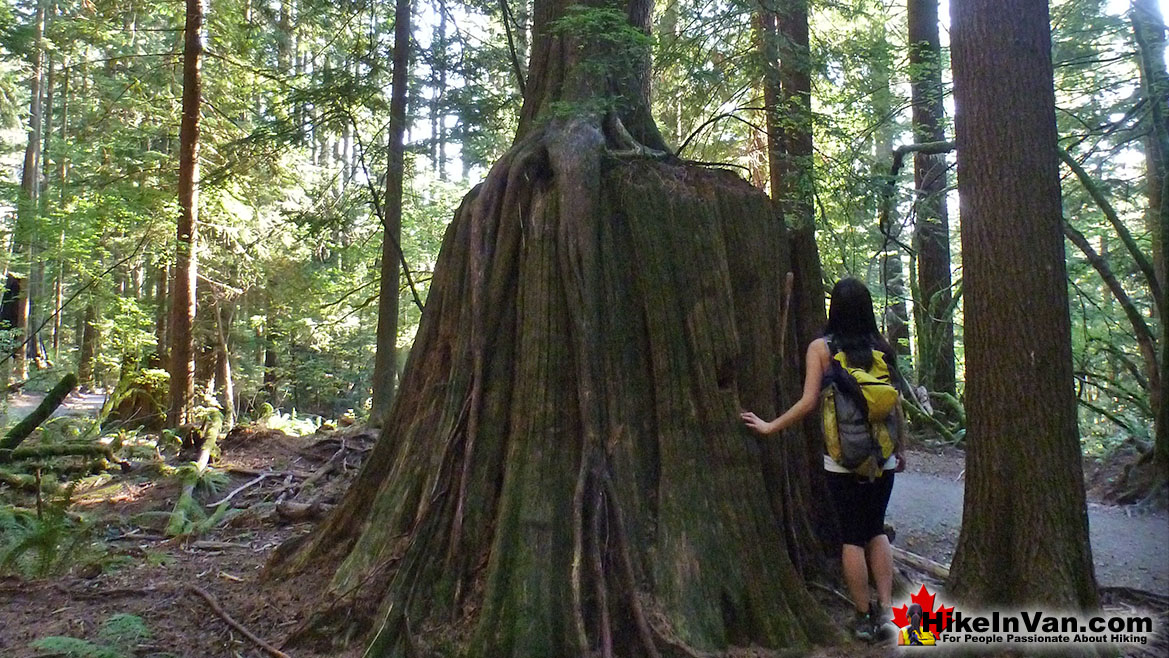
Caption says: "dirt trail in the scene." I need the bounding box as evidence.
[0,390,108,427]
[888,469,1169,595]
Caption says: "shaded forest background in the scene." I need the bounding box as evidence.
[0,0,1162,485]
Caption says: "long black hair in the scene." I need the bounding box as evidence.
[823,278,897,371]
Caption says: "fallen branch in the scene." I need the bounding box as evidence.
[0,469,61,493]
[891,545,950,580]
[189,584,290,658]
[206,472,272,508]
[0,373,78,453]
[293,442,345,497]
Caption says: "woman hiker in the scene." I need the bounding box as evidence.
[741,277,907,642]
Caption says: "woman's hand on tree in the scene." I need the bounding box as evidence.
[740,411,773,435]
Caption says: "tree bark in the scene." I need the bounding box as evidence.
[168,0,204,427]
[272,0,834,654]
[77,303,98,389]
[948,0,1097,610]
[369,0,412,428]
[908,0,956,395]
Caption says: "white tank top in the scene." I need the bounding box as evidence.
[823,453,898,473]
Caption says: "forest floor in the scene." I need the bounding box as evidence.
[0,407,1165,657]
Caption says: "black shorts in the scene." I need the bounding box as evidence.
[825,470,895,547]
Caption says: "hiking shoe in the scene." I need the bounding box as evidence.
[870,607,896,643]
[852,610,877,642]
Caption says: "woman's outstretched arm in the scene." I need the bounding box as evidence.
[741,338,829,435]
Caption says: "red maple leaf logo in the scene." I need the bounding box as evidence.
[892,585,955,636]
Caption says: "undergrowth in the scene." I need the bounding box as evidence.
[30,613,173,658]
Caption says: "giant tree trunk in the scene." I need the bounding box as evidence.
[948,0,1097,610]
[369,0,411,428]
[271,0,834,654]
[168,0,203,427]
[908,0,956,395]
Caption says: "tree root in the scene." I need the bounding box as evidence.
[590,479,614,658]
[599,471,662,658]
[604,114,669,159]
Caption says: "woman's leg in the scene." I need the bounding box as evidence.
[842,543,871,613]
[866,533,894,608]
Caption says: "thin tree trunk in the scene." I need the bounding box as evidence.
[52,58,68,359]
[154,263,169,367]
[948,0,1097,611]
[369,0,412,428]
[873,24,909,359]
[214,303,234,427]
[168,0,204,427]
[437,8,447,180]
[11,0,47,384]
[908,0,955,395]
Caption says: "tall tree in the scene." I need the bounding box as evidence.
[368,0,412,428]
[908,0,955,395]
[168,0,205,426]
[947,0,1097,608]
[7,0,47,385]
[269,0,835,653]
[774,0,824,355]
[1132,0,1169,480]
[757,0,833,569]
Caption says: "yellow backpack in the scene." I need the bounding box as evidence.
[821,340,900,479]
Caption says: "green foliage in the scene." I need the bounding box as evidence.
[547,6,653,117]
[28,636,124,658]
[0,489,99,578]
[165,494,234,538]
[29,613,152,658]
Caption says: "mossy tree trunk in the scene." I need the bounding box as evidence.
[271,0,834,655]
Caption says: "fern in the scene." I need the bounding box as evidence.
[98,613,151,649]
[29,613,151,658]
[0,487,97,577]
[28,636,124,658]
